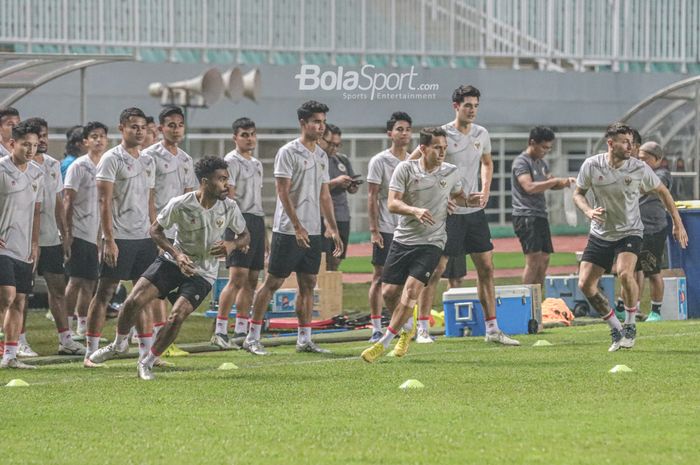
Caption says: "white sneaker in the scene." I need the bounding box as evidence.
[415,328,435,344]
[18,343,39,357]
[88,341,128,364]
[58,339,86,355]
[620,324,636,349]
[242,339,268,356]
[484,331,521,346]
[608,328,624,352]
[210,333,232,350]
[137,361,155,381]
[1,357,37,369]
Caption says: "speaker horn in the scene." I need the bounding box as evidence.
[167,68,224,106]
[242,68,261,102]
[223,67,244,102]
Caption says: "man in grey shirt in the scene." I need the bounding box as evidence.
[318,123,358,271]
[574,123,687,352]
[635,141,674,321]
[213,117,267,349]
[511,126,575,288]
[361,127,473,363]
[0,121,43,369]
[23,117,86,357]
[83,107,158,367]
[416,85,519,346]
[366,111,412,343]
[242,100,343,356]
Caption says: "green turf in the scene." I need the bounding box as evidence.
[2,315,699,464]
[339,252,578,274]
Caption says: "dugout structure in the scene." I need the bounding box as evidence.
[0,52,131,123]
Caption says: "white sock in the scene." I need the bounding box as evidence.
[86,334,101,355]
[379,327,398,349]
[624,305,637,325]
[234,315,249,334]
[77,317,87,334]
[2,342,18,362]
[137,334,153,360]
[215,317,228,335]
[58,330,72,346]
[297,325,312,345]
[67,314,75,331]
[417,317,429,332]
[141,349,158,369]
[603,310,623,331]
[370,315,382,332]
[247,320,262,341]
[114,332,130,351]
[153,322,165,339]
[18,332,27,345]
[403,317,413,332]
[485,317,499,334]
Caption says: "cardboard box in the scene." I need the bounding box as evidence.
[661,277,687,320]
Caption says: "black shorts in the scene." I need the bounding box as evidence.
[322,220,350,260]
[381,241,442,286]
[513,216,554,254]
[0,255,34,294]
[142,256,211,309]
[444,210,494,257]
[442,255,467,279]
[371,232,394,267]
[581,235,642,273]
[636,230,667,277]
[66,238,99,280]
[226,213,265,271]
[267,232,323,278]
[100,238,158,281]
[37,244,64,275]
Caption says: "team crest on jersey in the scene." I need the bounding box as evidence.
[624,176,632,185]
[439,179,447,189]
[216,218,224,228]
[164,164,169,169]
[338,163,347,172]
[51,171,56,179]
[31,182,38,192]
[474,141,481,150]
[146,169,151,176]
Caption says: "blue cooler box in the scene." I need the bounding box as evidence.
[545,274,615,317]
[443,285,541,337]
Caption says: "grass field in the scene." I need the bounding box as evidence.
[339,252,579,274]
[2,316,699,465]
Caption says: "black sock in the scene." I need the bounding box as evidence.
[651,302,662,314]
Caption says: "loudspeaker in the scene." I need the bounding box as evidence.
[148,68,224,107]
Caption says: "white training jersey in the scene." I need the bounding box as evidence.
[157,192,247,284]
[389,159,462,249]
[95,144,155,240]
[272,138,329,236]
[0,156,44,262]
[225,149,264,217]
[576,153,661,241]
[145,141,198,239]
[366,149,403,234]
[64,154,100,245]
[34,154,63,247]
[442,122,492,215]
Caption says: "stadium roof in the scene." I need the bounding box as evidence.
[592,75,700,197]
[0,52,132,116]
